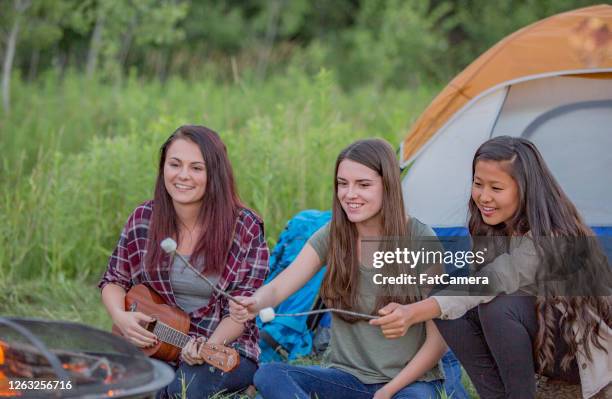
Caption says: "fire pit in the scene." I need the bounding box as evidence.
[0,317,174,398]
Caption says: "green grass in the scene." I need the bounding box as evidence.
[0,69,438,282]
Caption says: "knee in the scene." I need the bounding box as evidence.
[253,363,288,392]
[479,295,508,322]
[479,295,536,332]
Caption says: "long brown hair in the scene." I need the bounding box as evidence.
[145,125,244,275]
[468,136,611,373]
[320,138,419,323]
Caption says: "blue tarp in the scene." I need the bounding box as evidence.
[257,210,332,362]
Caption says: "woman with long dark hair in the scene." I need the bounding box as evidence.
[230,138,446,399]
[372,136,611,398]
[99,125,269,398]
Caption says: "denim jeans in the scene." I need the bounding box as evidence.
[254,363,443,399]
[441,350,469,399]
[159,355,257,399]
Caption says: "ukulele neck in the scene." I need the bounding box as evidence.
[151,321,191,349]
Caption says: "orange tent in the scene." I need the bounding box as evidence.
[401,4,612,165]
[399,4,612,228]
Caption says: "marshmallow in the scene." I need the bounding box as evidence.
[259,307,276,323]
[160,238,178,253]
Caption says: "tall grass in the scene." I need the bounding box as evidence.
[0,68,437,283]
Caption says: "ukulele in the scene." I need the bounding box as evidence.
[111,284,239,372]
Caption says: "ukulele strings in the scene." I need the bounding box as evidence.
[154,320,229,354]
[175,253,379,321]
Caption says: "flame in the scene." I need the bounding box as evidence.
[0,343,10,397]
[63,362,88,373]
[0,371,18,397]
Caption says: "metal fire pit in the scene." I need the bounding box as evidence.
[0,317,174,398]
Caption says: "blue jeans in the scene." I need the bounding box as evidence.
[159,355,257,399]
[441,350,469,399]
[254,363,443,399]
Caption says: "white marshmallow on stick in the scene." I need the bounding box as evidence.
[259,307,276,323]
[159,237,245,306]
[160,238,178,253]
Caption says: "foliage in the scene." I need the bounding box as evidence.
[334,0,454,88]
[1,0,603,90]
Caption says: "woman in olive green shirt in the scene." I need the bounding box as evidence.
[230,139,446,399]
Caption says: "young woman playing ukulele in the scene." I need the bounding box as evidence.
[100,125,269,398]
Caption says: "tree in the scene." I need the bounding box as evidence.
[2,0,31,114]
[83,0,188,80]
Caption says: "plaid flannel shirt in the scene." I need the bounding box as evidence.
[98,200,269,362]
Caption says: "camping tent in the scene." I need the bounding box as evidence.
[399,5,612,231]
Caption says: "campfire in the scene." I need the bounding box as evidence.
[0,317,173,398]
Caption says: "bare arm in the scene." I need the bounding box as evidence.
[102,283,157,347]
[208,317,245,345]
[374,320,447,398]
[101,283,127,319]
[256,243,323,307]
[230,243,323,321]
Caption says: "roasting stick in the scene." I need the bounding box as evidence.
[259,307,379,322]
[161,238,244,306]
[161,238,379,322]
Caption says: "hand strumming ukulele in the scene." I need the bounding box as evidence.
[112,284,239,372]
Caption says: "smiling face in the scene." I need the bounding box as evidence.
[336,159,384,227]
[163,138,207,208]
[471,160,520,226]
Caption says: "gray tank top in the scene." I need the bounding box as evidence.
[170,255,220,314]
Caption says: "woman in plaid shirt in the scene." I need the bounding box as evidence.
[99,125,269,398]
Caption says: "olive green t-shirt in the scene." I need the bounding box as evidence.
[307,217,445,384]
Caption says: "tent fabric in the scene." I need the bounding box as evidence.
[401,75,612,227]
[401,88,507,227]
[400,5,612,228]
[400,4,612,166]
